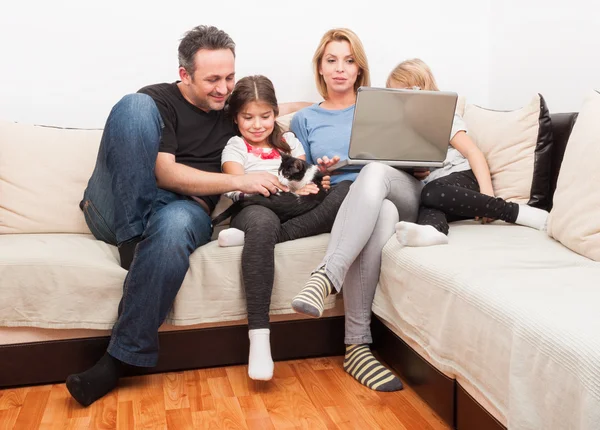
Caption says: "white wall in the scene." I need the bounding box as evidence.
[0,0,490,128]
[489,1,600,112]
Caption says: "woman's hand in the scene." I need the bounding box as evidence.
[296,183,320,195]
[316,155,341,173]
[413,169,430,180]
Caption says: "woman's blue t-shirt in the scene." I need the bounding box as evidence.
[290,103,360,184]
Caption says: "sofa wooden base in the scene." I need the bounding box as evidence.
[372,317,505,430]
[0,316,345,389]
[3,315,505,430]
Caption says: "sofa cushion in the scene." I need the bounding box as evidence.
[277,112,296,133]
[547,90,600,261]
[0,233,333,329]
[169,235,335,325]
[462,94,553,209]
[548,112,579,209]
[373,221,600,429]
[0,121,101,234]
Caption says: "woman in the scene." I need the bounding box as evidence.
[290,29,423,392]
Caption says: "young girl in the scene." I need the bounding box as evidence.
[219,75,351,381]
[219,76,308,209]
[388,59,549,246]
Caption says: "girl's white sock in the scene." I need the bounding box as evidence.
[516,205,549,230]
[248,328,274,381]
[218,228,245,247]
[395,221,448,247]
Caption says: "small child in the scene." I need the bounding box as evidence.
[218,76,307,248]
[219,75,312,381]
[386,59,549,246]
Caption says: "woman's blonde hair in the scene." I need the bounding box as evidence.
[386,58,439,91]
[312,28,371,99]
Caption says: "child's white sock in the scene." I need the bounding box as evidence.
[516,205,549,231]
[218,228,245,247]
[395,221,449,247]
[248,328,274,381]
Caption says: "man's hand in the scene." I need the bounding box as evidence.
[413,169,430,180]
[322,175,331,190]
[296,183,320,195]
[316,155,341,173]
[233,172,288,197]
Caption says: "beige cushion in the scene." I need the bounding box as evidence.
[0,234,124,328]
[277,112,296,133]
[455,95,466,117]
[462,95,543,203]
[0,121,101,234]
[0,233,334,329]
[547,90,600,261]
[170,234,335,325]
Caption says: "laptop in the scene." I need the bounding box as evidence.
[329,86,458,171]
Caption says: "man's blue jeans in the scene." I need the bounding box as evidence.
[81,93,213,367]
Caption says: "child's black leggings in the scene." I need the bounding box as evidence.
[419,170,519,235]
[230,181,352,330]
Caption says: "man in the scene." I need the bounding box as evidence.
[66,25,290,406]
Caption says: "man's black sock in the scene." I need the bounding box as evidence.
[66,352,125,407]
[117,236,142,270]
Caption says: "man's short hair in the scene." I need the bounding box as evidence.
[178,25,235,75]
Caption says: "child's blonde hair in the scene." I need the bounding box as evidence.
[386,58,439,91]
[312,28,371,99]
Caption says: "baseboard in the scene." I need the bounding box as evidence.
[0,316,345,388]
[371,316,455,427]
[371,316,507,430]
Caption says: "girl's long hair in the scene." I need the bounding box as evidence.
[226,75,291,153]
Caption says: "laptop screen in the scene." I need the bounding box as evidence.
[349,87,457,163]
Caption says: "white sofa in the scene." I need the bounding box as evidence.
[2,91,600,430]
[371,92,600,429]
[0,119,338,330]
[0,116,343,392]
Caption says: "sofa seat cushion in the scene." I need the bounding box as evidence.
[170,234,335,325]
[0,234,333,329]
[0,234,124,328]
[373,221,600,429]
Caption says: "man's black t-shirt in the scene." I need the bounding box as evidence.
[138,82,235,211]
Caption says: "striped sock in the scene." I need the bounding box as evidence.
[291,267,334,318]
[343,344,403,392]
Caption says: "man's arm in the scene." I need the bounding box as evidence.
[155,153,287,197]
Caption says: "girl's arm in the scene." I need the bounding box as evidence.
[450,131,495,197]
[222,161,245,175]
[221,161,246,200]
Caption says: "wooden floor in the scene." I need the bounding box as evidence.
[0,356,449,430]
